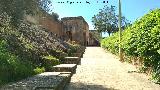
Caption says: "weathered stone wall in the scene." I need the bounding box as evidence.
[25,13,89,46]
[88,30,100,46]
[25,13,64,38]
[39,14,63,38]
[83,22,89,45]
[61,16,89,46]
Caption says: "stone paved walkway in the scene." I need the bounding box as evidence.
[64,47,160,90]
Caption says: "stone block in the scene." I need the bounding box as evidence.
[52,64,77,74]
[1,72,71,90]
[72,53,82,58]
[61,57,81,64]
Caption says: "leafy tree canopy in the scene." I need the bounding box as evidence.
[92,5,130,36]
[51,12,59,21]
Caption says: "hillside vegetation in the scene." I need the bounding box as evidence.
[101,9,160,83]
[0,0,85,86]
[0,12,81,85]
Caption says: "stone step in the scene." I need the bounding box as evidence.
[72,53,82,58]
[60,57,81,64]
[1,72,71,90]
[52,64,77,74]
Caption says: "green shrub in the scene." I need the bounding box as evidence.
[101,9,160,83]
[42,55,59,71]
[67,43,81,56]
[34,67,45,74]
[0,40,34,85]
[101,32,119,54]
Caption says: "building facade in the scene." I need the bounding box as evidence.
[25,13,89,46]
[61,16,89,46]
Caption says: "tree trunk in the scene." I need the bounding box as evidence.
[100,32,102,37]
[108,33,111,36]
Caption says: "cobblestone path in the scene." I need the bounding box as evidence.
[65,47,160,90]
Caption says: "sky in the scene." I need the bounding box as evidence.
[50,0,160,36]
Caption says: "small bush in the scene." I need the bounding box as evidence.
[34,67,45,74]
[42,55,60,71]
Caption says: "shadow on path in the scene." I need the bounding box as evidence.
[65,82,118,90]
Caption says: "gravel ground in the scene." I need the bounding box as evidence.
[65,47,160,90]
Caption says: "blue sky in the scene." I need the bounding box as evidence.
[50,0,160,36]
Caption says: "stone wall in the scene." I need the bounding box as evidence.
[84,21,89,45]
[88,30,100,46]
[61,16,89,46]
[25,12,64,38]
[39,14,64,38]
[25,13,89,46]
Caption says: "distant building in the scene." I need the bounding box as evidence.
[25,11,89,46]
[61,16,89,46]
[88,30,100,46]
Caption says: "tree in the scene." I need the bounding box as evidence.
[0,0,51,26]
[51,12,59,21]
[92,5,129,36]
